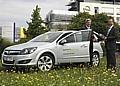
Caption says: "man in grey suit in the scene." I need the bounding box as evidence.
[104,17,118,71]
[81,18,92,30]
[81,19,94,66]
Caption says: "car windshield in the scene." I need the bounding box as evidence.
[30,32,62,43]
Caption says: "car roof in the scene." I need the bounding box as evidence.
[57,30,78,33]
[49,30,77,33]
[116,42,120,44]
[49,30,90,34]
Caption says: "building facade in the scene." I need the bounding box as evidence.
[46,0,120,31]
[79,2,120,23]
[46,10,78,31]
[0,22,21,42]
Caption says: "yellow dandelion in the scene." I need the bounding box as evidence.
[67,74,70,77]
[28,81,32,83]
[77,80,80,82]
[111,73,117,77]
[104,79,107,81]
[88,77,92,80]
[117,79,120,81]
[16,76,19,79]
[67,80,70,83]
[48,73,52,76]
[51,76,54,78]
[110,81,114,83]
[63,81,66,83]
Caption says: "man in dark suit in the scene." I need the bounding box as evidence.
[104,17,118,71]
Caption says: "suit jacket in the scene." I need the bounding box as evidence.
[105,26,118,50]
[80,26,91,30]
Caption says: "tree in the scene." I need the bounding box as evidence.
[92,13,109,34]
[0,37,12,57]
[56,24,68,31]
[67,12,120,35]
[27,5,47,39]
[68,12,92,30]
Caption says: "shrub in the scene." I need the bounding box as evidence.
[0,38,12,58]
[16,38,30,44]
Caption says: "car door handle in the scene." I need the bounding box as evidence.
[84,45,88,47]
[80,44,88,48]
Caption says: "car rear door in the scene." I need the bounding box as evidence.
[73,31,90,62]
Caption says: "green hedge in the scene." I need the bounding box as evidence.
[0,38,12,57]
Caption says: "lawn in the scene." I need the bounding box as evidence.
[0,57,120,86]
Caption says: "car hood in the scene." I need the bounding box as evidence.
[5,42,51,50]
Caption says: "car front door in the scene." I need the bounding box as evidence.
[57,33,77,63]
[57,31,90,63]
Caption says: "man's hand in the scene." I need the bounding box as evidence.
[104,37,107,40]
[104,37,107,41]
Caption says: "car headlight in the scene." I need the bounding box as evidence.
[20,47,37,55]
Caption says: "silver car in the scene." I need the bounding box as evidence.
[2,30,103,71]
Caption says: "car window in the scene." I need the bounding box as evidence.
[116,43,120,52]
[65,34,75,43]
[75,33,82,42]
[56,32,72,43]
[30,32,62,43]
[81,31,90,41]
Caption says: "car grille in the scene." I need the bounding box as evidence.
[3,59,15,64]
[4,50,21,55]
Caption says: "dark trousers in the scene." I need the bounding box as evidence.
[89,41,93,66]
[106,49,116,69]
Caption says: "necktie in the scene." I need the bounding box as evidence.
[107,28,112,36]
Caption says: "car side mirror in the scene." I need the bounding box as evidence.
[59,39,67,45]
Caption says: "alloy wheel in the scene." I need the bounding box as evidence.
[92,53,99,67]
[38,55,53,71]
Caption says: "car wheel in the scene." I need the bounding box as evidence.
[2,65,13,72]
[37,54,54,71]
[92,52,100,67]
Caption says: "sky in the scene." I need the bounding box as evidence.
[0,0,69,27]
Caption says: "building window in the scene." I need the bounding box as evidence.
[116,8,120,15]
[0,27,2,37]
[94,7,99,14]
[102,7,114,15]
[116,17,120,23]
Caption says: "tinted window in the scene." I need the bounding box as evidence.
[75,33,82,42]
[57,32,72,42]
[116,43,120,52]
[65,34,75,43]
[81,31,90,41]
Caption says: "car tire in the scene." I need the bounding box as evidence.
[2,65,13,72]
[92,52,100,67]
[37,53,55,72]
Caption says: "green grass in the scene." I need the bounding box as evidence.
[0,58,120,86]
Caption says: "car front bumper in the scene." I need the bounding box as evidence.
[2,53,38,67]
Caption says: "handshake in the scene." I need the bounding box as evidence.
[93,31,106,40]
